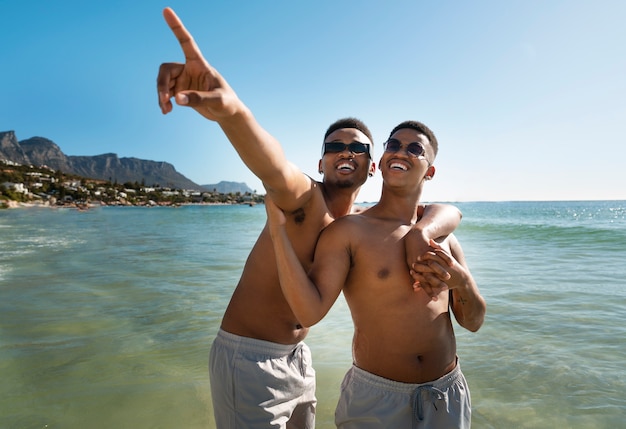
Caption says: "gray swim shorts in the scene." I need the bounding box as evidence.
[209,329,316,429]
[335,360,471,429]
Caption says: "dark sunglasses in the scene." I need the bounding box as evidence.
[323,142,371,157]
[383,139,427,159]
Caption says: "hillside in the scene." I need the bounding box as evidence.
[201,181,254,194]
[0,130,204,190]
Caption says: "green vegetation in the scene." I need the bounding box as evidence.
[0,161,264,208]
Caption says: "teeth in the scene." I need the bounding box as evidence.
[390,162,408,171]
[337,162,355,171]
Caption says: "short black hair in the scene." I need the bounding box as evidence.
[324,117,373,145]
[388,120,438,157]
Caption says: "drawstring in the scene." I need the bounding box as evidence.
[290,344,306,378]
[412,384,445,422]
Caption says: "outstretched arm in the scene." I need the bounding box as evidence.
[412,238,486,332]
[266,196,346,327]
[405,203,462,273]
[157,7,310,211]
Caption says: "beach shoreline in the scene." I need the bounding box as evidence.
[0,198,258,210]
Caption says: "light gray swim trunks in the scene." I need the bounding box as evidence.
[335,360,471,429]
[209,328,316,429]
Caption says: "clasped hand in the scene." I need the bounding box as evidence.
[410,239,465,300]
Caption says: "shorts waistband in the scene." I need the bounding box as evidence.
[350,359,462,394]
[215,328,303,358]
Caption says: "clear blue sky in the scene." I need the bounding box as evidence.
[2,0,625,202]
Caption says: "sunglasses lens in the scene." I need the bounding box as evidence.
[349,143,367,154]
[385,140,401,153]
[384,140,425,158]
[408,143,425,157]
[324,142,370,155]
[324,143,344,153]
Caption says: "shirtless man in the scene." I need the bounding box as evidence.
[157,8,462,428]
[267,120,486,428]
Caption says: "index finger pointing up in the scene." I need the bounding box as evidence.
[163,7,203,61]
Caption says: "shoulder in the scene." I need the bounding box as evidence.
[322,212,366,236]
[314,215,369,256]
[266,173,318,212]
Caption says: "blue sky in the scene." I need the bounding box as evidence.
[2,0,625,202]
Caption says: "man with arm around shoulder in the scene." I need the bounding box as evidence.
[268,120,486,428]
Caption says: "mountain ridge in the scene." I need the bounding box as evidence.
[1,130,255,194]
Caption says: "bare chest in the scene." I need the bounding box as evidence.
[345,224,414,292]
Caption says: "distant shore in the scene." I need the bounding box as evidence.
[0,199,260,210]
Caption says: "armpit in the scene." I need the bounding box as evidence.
[290,207,306,224]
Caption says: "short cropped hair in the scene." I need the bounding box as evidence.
[324,117,374,146]
[388,120,438,157]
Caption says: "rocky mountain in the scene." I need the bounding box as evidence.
[201,181,254,194]
[1,131,30,164]
[0,130,205,191]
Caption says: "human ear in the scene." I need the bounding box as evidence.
[368,161,376,177]
[424,165,436,180]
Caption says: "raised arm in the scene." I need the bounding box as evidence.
[157,7,310,210]
[266,196,347,327]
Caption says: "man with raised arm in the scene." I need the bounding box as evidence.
[267,121,486,428]
[157,8,463,429]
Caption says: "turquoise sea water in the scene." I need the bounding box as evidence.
[1,201,625,428]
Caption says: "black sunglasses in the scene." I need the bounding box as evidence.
[383,139,427,159]
[323,142,371,157]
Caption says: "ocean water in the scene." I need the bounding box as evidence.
[1,201,625,428]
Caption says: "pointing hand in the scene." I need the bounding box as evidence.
[157,7,240,120]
